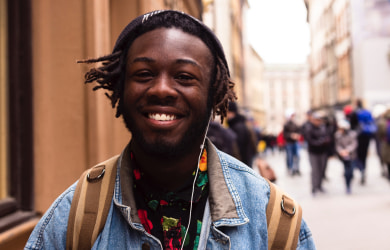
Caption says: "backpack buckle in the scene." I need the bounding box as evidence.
[281,195,296,217]
[87,165,106,182]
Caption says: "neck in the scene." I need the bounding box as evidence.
[130,140,204,191]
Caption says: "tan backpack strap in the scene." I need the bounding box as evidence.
[66,155,119,250]
[266,180,302,250]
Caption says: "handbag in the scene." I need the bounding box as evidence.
[256,157,277,182]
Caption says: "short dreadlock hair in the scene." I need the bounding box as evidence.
[78,10,236,123]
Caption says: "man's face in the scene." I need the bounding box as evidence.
[312,117,322,126]
[122,27,213,157]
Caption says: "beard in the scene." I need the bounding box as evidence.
[121,106,211,159]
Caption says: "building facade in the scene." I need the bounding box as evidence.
[305,0,390,111]
[203,0,267,129]
[262,64,310,135]
[202,0,248,103]
[244,47,266,128]
[350,0,390,108]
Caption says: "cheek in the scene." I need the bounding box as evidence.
[122,84,132,105]
[123,81,142,103]
[190,87,210,108]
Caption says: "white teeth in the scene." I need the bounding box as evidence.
[149,113,176,121]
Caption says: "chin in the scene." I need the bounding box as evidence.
[140,139,188,158]
[123,120,197,159]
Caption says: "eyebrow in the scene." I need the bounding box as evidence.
[131,57,155,64]
[175,58,200,69]
[130,57,201,69]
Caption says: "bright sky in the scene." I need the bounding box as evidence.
[247,0,310,64]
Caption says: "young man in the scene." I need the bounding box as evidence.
[25,10,315,249]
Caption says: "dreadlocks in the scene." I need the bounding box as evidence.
[78,50,125,117]
[78,11,236,123]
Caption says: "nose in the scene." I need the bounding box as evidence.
[147,74,178,102]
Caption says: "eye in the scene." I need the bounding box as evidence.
[131,70,154,82]
[175,73,197,84]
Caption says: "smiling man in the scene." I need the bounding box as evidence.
[25,10,315,250]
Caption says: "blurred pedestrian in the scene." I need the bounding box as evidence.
[227,102,257,167]
[276,131,285,152]
[351,99,377,184]
[305,111,331,195]
[377,108,390,180]
[301,110,313,142]
[335,119,357,194]
[263,132,277,155]
[343,104,355,129]
[207,119,240,159]
[322,113,337,181]
[372,104,388,177]
[324,114,338,157]
[283,109,301,176]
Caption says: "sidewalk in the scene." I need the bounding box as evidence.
[261,143,390,250]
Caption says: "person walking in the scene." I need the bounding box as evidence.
[335,119,358,194]
[207,119,240,159]
[322,114,337,181]
[227,102,258,167]
[277,130,286,152]
[377,108,390,180]
[283,109,301,176]
[350,99,377,184]
[372,104,388,177]
[305,111,331,195]
[301,110,313,141]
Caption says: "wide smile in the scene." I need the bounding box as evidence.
[143,111,185,129]
[148,113,177,121]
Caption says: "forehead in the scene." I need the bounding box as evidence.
[126,27,214,63]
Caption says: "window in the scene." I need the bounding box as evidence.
[0,0,35,233]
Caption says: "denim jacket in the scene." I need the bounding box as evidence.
[25,139,315,249]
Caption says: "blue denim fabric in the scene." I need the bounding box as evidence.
[342,159,354,189]
[285,142,300,171]
[25,142,315,250]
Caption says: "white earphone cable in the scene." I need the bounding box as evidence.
[181,113,212,249]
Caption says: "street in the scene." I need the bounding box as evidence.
[259,142,390,250]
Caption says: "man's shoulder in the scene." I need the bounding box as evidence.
[302,121,312,129]
[216,149,253,171]
[25,183,77,249]
[215,150,269,192]
[283,121,290,128]
[39,182,77,218]
[284,120,299,129]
